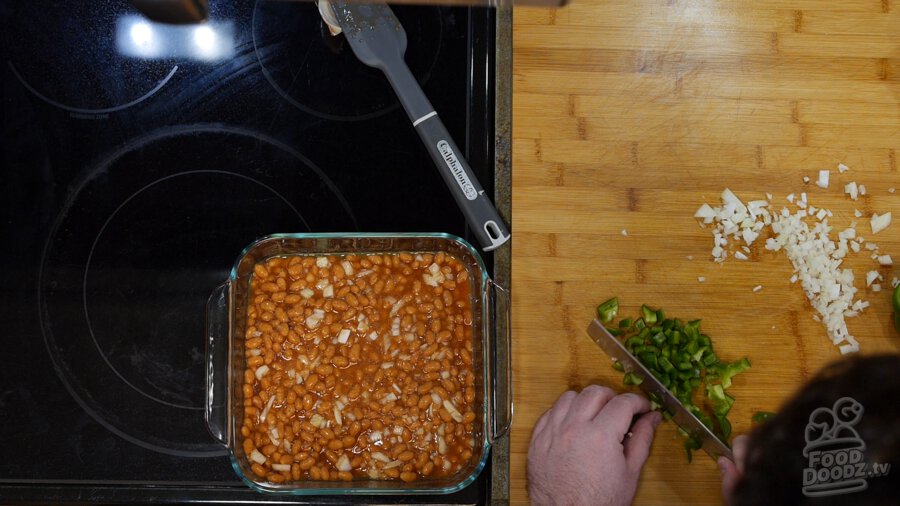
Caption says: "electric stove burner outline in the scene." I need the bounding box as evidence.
[7,61,178,116]
[81,170,304,411]
[38,124,358,457]
[3,0,179,116]
[251,0,443,121]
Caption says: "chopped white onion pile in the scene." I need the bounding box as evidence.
[838,163,849,173]
[694,181,895,355]
[620,229,628,236]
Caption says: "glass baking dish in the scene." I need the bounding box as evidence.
[205,233,511,495]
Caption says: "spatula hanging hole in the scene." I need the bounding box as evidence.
[485,221,502,240]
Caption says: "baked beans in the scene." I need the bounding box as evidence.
[242,252,478,484]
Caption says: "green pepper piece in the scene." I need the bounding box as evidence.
[667,330,682,346]
[691,409,714,430]
[686,340,700,355]
[624,336,644,351]
[612,360,625,372]
[893,284,900,333]
[717,415,732,440]
[717,357,751,389]
[656,308,666,322]
[661,319,674,332]
[677,369,695,381]
[751,411,776,423]
[692,346,707,363]
[641,305,658,324]
[638,352,659,370]
[618,318,633,329]
[634,318,646,331]
[702,352,719,367]
[683,436,702,463]
[597,297,619,323]
[605,327,623,337]
[662,410,673,421]
[650,331,667,346]
[623,372,643,386]
[659,356,675,373]
[660,374,672,388]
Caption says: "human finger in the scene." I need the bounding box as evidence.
[529,410,553,454]
[623,410,661,474]
[592,393,651,438]
[532,405,552,436]
[546,390,578,431]
[561,385,616,426]
[732,435,749,474]
[718,456,741,503]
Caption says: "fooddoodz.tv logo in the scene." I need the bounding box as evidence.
[802,397,891,497]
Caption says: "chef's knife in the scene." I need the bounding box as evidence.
[586,319,734,462]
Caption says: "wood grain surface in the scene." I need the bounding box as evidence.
[510,1,900,504]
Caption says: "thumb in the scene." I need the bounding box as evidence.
[623,411,662,474]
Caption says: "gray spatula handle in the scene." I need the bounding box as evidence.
[382,58,511,251]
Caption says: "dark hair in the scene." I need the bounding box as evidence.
[732,353,900,506]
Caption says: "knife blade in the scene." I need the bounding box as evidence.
[586,319,734,462]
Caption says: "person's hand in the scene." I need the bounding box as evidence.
[718,434,749,504]
[527,385,662,506]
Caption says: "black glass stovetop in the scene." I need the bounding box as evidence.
[0,0,496,502]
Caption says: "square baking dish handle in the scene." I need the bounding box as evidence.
[205,281,230,446]
[486,280,512,443]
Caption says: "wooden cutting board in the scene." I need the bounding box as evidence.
[509,1,900,504]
